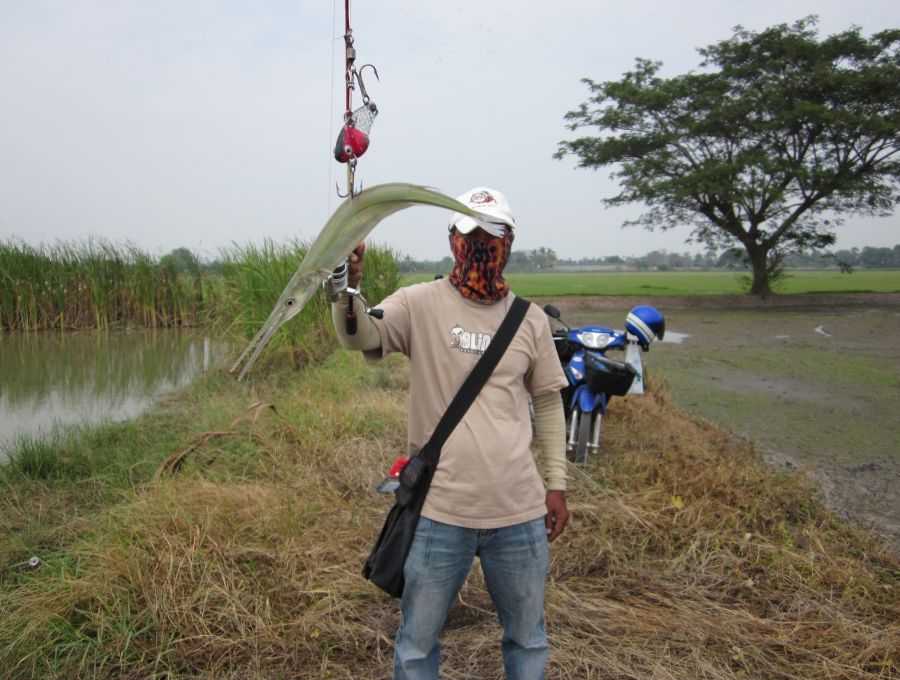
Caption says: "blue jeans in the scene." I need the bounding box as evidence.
[393,516,550,680]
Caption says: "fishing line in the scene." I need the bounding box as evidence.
[327,0,339,218]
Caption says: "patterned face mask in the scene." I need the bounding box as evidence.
[447,228,514,303]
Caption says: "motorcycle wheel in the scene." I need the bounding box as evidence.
[574,411,592,466]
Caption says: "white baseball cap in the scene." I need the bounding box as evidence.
[448,187,516,238]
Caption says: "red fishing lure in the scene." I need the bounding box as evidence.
[334,124,371,163]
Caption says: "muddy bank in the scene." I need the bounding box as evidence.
[536,292,900,551]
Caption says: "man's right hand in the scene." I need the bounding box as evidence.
[348,243,365,288]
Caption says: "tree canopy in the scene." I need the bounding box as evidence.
[556,18,900,295]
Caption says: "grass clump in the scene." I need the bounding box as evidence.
[0,433,75,482]
[0,356,896,678]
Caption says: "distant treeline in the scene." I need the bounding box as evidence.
[0,240,399,362]
[398,245,900,273]
[4,237,895,333]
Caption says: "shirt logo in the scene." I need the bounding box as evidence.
[449,324,492,354]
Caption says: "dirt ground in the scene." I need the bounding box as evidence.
[536,293,900,552]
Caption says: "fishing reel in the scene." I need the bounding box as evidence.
[324,260,350,302]
[323,261,384,337]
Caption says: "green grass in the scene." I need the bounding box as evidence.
[0,420,182,490]
[400,270,900,296]
[0,352,896,678]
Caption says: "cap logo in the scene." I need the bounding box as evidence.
[469,191,496,206]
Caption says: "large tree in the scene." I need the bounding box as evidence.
[556,18,900,295]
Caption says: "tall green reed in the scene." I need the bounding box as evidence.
[357,243,401,306]
[214,239,400,369]
[0,239,207,332]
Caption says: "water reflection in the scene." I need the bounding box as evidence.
[0,330,232,450]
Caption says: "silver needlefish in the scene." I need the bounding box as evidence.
[231,182,501,380]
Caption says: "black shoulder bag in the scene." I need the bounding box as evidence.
[362,296,531,597]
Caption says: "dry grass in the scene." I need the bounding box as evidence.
[0,354,897,678]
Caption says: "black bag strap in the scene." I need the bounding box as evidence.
[418,296,530,468]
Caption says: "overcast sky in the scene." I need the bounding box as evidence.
[1,1,896,261]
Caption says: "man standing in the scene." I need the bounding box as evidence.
[332,188,569,680]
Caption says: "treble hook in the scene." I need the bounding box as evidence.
[336,158,362,198]
[354,64,379,107]
[337,183,363,198]
[336,180,364,198]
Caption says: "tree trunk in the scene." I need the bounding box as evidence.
[745,244,772,297]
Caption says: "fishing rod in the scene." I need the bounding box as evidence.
[334,0,379,199]
[229,6,497,380]
[329,0,381,335]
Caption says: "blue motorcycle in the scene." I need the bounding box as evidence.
[543,304,665,465]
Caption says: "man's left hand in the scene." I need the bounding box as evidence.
[545,490,569,542]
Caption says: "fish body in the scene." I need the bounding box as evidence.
[232,183,500,379]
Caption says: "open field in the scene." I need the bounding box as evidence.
[539,292,900,549]
[1,324,898,677]
[402,269,900,296]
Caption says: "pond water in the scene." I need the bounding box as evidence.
[0,329,232,456]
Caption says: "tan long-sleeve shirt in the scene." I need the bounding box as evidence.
[334,279,568,529]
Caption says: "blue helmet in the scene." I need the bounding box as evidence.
[626,306,665,349]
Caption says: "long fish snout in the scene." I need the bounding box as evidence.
[233,309,293,380]
[231,272,321,379]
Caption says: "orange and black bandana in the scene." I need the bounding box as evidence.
[447,229,514,303]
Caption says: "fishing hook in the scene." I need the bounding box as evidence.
[355,64,379,108]
[336,181,364,198]
[336,158,362,198]
[342,62,377,119]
